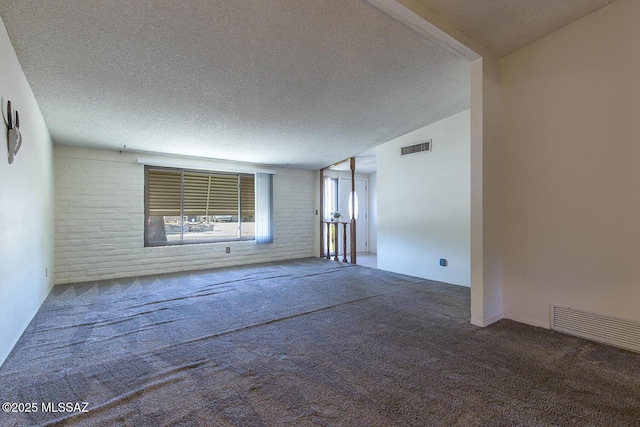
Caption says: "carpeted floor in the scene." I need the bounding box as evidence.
[1,258,639,426]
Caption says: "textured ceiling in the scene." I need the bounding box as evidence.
[415,0,618,57]
[1,1,617,169]
[0,0,470,169]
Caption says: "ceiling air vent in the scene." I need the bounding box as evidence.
[401,140,431,156]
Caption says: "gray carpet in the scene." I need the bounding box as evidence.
[1,258,639,426]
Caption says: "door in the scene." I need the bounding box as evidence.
[338,177,368,254]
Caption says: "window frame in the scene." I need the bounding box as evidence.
[144,165,256,247]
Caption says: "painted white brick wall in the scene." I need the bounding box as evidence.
[54,146,317,284]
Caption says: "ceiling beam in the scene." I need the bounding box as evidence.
[367,0,481,60]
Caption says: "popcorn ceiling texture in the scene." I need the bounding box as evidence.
[0,1,620,168]
[416,0,618,57]
[0,0,470,169]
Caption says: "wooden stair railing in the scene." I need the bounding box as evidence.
[324,221,349,262]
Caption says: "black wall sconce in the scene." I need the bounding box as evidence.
[6,100,22,164]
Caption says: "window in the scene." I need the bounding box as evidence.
[323,177,338,221]
[323,177,339,254]
[145,166,259,246]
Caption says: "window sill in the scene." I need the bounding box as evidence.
[145,238,255,248]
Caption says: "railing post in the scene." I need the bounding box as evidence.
[325,222,330,260]
[320,168,324,258]
[350,157,357,264]
[333,223,339,261]
[342,222,348,262]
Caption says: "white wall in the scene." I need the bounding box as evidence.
[377,110,470,286]
[470,54,504,326]
[382,0,504,326]
[0,19,54,366]
[501,0,640,327]
[54,146,316,284]
[368,172,377,253]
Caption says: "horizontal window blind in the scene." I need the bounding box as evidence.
[241,176,255,218]
[147,169,181,216]
[183,172,239,216]
[147,168,255,218]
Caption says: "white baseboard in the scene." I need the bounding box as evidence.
[471,312,504,327]
[503,312,550,329]
[481,312,504,327]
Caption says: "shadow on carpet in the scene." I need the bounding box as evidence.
[1,258,639,426]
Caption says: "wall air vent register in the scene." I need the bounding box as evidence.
[551,305,640,353]
[401,140,431,156]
